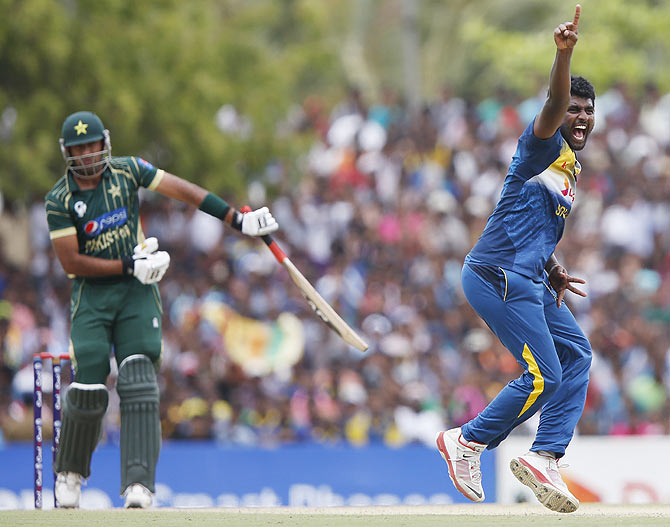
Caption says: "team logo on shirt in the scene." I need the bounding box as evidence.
[84,207,128,237]
[560,177,575,203]
[74,201,87,218]
[107,182,122,199]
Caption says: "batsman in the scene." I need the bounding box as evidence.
[45,111,279,508]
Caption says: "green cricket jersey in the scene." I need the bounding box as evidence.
[45,156,164,274]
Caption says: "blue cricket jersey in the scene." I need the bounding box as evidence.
[466,119,580,279]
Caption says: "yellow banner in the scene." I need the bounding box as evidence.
[200,300,304,376]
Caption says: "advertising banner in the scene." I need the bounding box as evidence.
[496,436,670,504]
[0,441,496,509]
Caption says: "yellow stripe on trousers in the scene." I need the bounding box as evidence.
[517,343,544,417]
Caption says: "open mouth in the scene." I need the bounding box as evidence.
[572,123,587,142]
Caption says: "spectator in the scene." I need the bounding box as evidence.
[2,80,669,448]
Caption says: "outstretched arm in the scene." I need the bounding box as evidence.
[154,171,278,236]
[533,4,581,139]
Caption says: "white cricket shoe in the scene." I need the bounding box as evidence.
[123,483,153,509]
[510,451,579,513]
[436,427,487,502]
[55,472,82,508]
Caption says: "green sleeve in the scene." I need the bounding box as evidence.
[131,156,164,190]
[45,193,76,240]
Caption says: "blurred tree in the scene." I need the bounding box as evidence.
[452,0,670,99]
[0,0,342,201]
[324,0,670,101]
[1,0,668,200]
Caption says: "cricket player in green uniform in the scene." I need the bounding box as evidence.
[46,111,278,508]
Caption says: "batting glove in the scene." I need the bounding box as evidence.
[122,237,171,284]
[233,206,279,236]
[133,237,160,258]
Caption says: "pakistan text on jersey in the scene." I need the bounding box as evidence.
[84,224,132,253]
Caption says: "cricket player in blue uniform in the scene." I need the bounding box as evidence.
[437,5,596,513]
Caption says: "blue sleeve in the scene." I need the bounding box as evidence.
[509,118,564,181]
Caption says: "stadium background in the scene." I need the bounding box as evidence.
[0,0,669,509]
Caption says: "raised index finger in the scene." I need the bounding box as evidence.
[573,4,581,28]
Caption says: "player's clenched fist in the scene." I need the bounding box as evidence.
[554,4,580,50]
[133,251,170,284]
[123,237,171,284]
[235,206,279,237]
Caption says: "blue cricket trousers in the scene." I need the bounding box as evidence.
[460,263,592,456]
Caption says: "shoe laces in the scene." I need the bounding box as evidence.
[547,457,569,471]
[544,458,571,489]
[469,458,482,483]
[462,450,482,482]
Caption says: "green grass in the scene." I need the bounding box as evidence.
[1,504,669,527]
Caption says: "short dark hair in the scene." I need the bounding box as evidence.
[571,75,595,103]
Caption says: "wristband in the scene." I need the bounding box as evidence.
[121,256,135,275]
[199,192,231,220]
[231,210,243,231]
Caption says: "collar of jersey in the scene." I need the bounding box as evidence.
[65,167,110,193]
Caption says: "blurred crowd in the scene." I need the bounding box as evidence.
[1,81,669,449]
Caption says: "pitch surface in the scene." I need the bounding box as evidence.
[2,504,669,527]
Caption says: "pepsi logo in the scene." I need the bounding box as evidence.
[85,221,99,235]
[83,207,128,238]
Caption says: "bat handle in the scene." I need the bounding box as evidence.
[239,205,274,247]
[240,205,284,259]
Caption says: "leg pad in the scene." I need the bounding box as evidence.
[54,383,108,478]
[117,354,161,494]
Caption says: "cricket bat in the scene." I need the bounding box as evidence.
[241,207,368,351]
